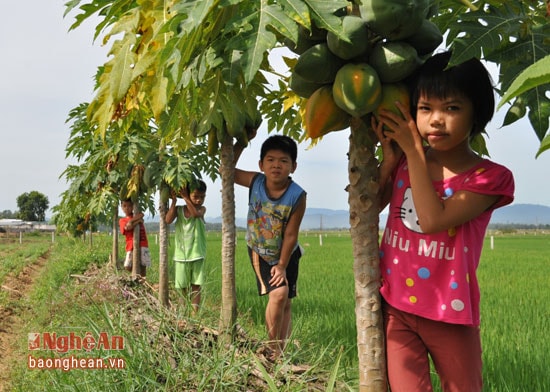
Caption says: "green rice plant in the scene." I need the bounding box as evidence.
[5,231,549,391]
[477,235,550,392]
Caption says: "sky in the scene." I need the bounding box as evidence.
[1,1,549,221]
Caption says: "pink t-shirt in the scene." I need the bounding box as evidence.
[379,157,514,326]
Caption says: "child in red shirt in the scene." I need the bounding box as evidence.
[119,198,151,277]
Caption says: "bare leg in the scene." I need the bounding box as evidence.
[265,286,289,357]
[190,284,201,315]
[280,298,292,346]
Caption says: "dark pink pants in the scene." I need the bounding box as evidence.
[383,302,483,392]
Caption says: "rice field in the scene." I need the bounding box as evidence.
[2,230,549,391]
[199,230,550,391]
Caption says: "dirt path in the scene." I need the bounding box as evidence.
[0,251,50,391]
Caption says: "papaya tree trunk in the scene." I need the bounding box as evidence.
[112,208,120,270]
[132,202,142,280]
[218,135,238,338]
[158,200,170,307]
[348,117,387,391]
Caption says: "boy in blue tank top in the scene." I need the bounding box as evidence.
[234,134,307,360]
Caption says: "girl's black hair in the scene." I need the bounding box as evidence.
[188,179,207,193]
[411,51,495,137]
[260,135,298,163]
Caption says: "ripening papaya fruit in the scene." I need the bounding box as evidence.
[294,43,345,84]
[374,83,411,120]
[360,0,430,40]
[369,41,421,83]
[304,86,351,139]
[326,15,370,60]
[332,63,382,117]
[404,19,443,56]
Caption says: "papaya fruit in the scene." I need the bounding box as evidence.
[326,15,370,60]
[404,19,443,56]
[360,0,430,40]
[304,86,351,139]
[225,114,246,139]
[369,41,421,83]
[332,63,382,117]
[159,183,171,204]
[142,164,153,190]
[207,127,219,157]
[294,43,345,84]
[374,83,411,120]
[289,71,326,99]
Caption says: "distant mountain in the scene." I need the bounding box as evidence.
[205,203,550,230]
[490,203,550,225]
[205,208,351,230]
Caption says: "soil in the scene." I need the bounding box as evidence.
[0,251,50,391]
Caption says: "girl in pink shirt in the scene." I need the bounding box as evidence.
[373,51,514,391]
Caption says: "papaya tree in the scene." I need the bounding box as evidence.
[64,0,549,391]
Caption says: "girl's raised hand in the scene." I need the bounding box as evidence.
[372,114,403,170]
[375,101,422,155]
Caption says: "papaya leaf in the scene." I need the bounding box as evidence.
[304,0,349,34]
[536,133,550,158]
[108,40,137,102]
[447,4,521,66]
[497,54,550,109]
[501,97,526,127]
[527,92,550,141]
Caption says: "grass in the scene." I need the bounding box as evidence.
[2,231,549,391]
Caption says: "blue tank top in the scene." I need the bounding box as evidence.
[246,173,306,264]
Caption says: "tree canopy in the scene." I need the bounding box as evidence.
[61,1,550,390]
[16,191,49,222]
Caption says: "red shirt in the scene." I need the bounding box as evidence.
[119,216,149,251]
[380,157,514,326]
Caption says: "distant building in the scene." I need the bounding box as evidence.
[0,219,55,232]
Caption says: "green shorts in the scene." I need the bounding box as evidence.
[175,259,205,289]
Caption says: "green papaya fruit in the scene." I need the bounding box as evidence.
[294,43,345,84]
[289,71,326,99]
[360,0,430,40]
[207,128,219,157]
[404,19,443,56]
[369,41,421,83]
[159,183,170,204]
[327,15,370,60]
